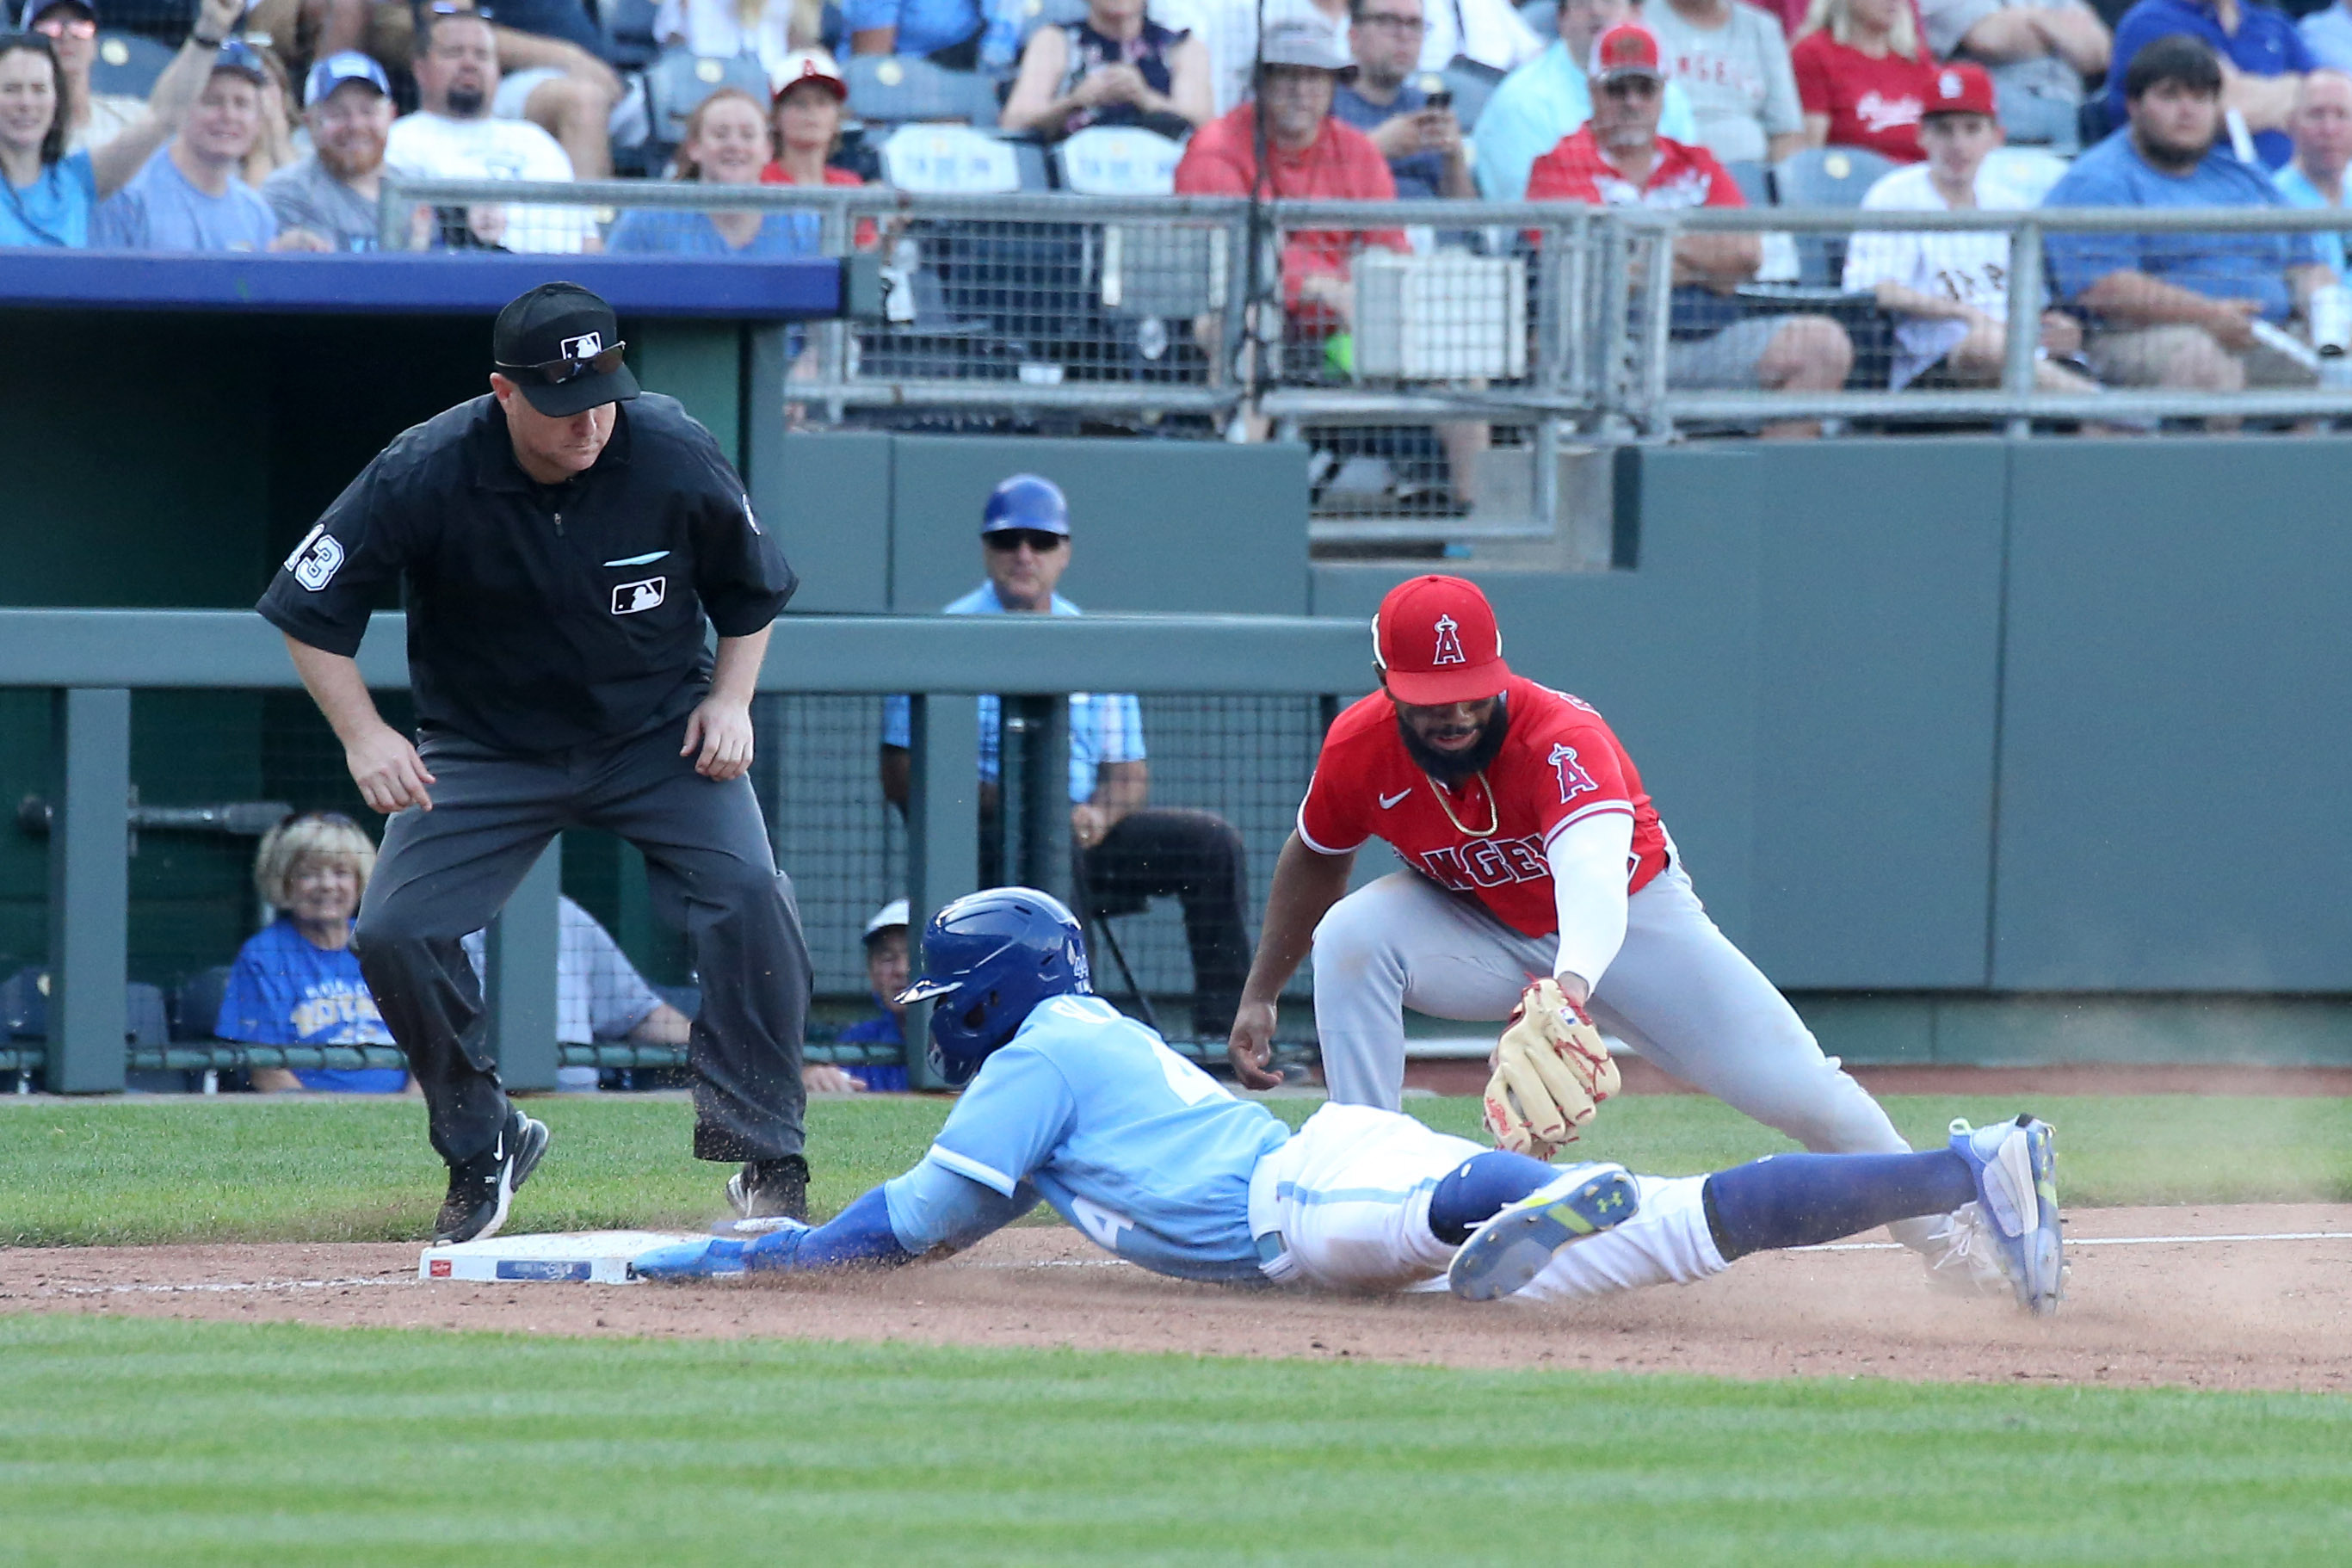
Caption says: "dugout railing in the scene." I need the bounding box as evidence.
[0,608,1371,1095]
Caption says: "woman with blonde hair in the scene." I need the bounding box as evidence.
[606,85,823,253]
[652,0,832,94]
[218,812,410,1093]
[1790,0,1941,161]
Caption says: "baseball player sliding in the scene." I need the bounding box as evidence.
[632,889,2064,1318]
[1225,575,1969,1272]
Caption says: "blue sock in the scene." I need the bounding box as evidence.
[1701,1151,1976,1262]
[1428,1151,1563,1244]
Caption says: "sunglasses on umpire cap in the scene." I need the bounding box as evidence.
[496,339,629,386]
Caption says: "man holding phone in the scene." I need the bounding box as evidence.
[1332,0,1474,197]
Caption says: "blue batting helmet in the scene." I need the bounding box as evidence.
[980,473,1071,538]
[897,887,1091,1086]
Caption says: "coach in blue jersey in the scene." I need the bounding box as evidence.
[632,888,2066,1319]
[257,281,813,1247]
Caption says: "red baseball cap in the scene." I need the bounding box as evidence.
[1373,575,1512,706]
[1590,23,1663,83]
[1923,63,1997,118]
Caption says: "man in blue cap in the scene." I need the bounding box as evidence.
[263,51,393,250]
[879,473,1252,1048]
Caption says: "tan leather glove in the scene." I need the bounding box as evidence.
[1481,978,1620,1159]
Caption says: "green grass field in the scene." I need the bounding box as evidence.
[3,1091,2349,1247]
[4,1093,2348,1563]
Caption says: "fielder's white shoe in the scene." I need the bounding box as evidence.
[1446,1164,1639,1302]
[1948,1116,2064,1316]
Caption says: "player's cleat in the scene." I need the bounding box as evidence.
[1947,1115,2063,1317]
[726,1155,809,1222]
[430,1109,550,1245]
[1446,1164,1639,1302]
[632,1220,810,1281]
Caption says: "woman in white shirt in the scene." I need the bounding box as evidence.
[654,0,831,92]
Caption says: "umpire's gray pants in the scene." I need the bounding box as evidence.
[355,716,810,1169]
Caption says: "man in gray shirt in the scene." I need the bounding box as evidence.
[1642,0,1804,166]
[1917,0,2109,151]
[264,51,393,250]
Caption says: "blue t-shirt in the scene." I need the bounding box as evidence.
[2103,0,2313,170]
[830,1005,911,1091]
[910,994,1289,1283]
[0,150,97,248]
[879,583,1147,801]
[1331,82,1450,202]
[2272,164,2349,279]
[217,917,405,1093]
[94,145,278,252]
[842,0,980,56]
[605,206,822,256]
[2043,130,2319,319]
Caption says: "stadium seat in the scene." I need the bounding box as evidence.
[1437,59,1502,133]
[89,31,173,100]
[880,122,1022,192]
[170,966,231,1042]
[1981,145,2070,205]
[1518,0,1557,40]
[644,48,772,151]
[1719,158,1772,208]
[1054,125,1183,195]
[0,966,168,1045]
[597,0,665,71]
[1770,145,1898,286]
[845,53,1002,126]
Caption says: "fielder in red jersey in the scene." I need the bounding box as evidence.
[1230,575,1976,1283]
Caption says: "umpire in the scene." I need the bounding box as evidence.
[258,281,814,1245]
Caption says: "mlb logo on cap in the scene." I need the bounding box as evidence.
[1374,575,1512,705]
[1925,62,1996,116]
[1590,23,1662,81]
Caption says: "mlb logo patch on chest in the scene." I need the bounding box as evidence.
[612,576,667,614]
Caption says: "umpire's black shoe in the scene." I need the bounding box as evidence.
[432,1110,552,1245]
[726,1156,808,1222]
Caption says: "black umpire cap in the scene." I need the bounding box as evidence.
[492,282,642,417]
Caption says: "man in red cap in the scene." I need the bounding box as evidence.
[1229,575,1960,1267]
[1841,62,2098,392]
[1528,23,1853,438]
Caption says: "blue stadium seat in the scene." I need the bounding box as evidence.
[1720,157,1772,208]
[845,53,1001,126]
[170,966,231,1041]
[644,48,773,150]
[1518,0,1557,40]
[1770,145,1898,286]
[598,0,665,71]
[1,966,168,1046]
[879,122,1022,191]
[1436,59,1502,133]
[89,31,174,100]
[1054,125,1183,195]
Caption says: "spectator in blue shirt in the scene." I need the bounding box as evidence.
[219,813,411,1095]
[2273,67,2352,278]
[2103,0,2312,168]
[2302,0,2352,76]
[847,0,984,64]
[1474,0,1698,198]
[878,475,1251,1043]
[824,899,913,1091]
[2047,34,2330,395]
[0,0,241,248]
[93,40,282,250]
[1333,0,1472,198]
[607,89,822,255]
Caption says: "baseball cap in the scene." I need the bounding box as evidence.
[1256,16,1354,74]
[981,472,1071,537]
[770,47,846,100]
[209,38,270,86]
[1923,62,1997,118]
[1590,22,1662,83]
[1373,575,1511,707]
[305,49,391,108]
[19,0,92,27]
[491,282,641,417]
[863,898,911,941]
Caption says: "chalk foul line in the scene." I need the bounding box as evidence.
[1799,1231,2352,1253]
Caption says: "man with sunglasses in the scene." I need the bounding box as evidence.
[258,282,813,1247]
[878,474,1252,1051]
[20,0,142,153]
[1527,22,1853,436]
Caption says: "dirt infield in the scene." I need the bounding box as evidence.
[5,1204,2348,1393]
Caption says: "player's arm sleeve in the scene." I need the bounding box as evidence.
[1294,766,1369,855]
[1547,809,1634,991]
[884,1160,1043,1254]
[923,1042,1078,1196]
[682,432,798,636]
[255,456,412,657]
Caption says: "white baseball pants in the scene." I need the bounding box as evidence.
[1310,865,1916,1161]
[1247,1103,1725,1299]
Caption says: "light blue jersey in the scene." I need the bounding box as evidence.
[898,995,1289,1283]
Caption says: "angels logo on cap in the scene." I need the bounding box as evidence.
[1590,22,1661,80]
[1374,575,1511,706]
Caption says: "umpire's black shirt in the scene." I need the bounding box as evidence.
[259,392,797,754]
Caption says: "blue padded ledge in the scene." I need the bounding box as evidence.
[0,250,846,318]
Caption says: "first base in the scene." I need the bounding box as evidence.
[419,1231,706,1285]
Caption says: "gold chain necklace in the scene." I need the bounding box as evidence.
[1425,771,1500,839]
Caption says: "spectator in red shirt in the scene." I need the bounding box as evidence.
[1530,23,1853,435]
[760,51,862,192]
[1792,0,1941,159]
[1173,16,1406,324]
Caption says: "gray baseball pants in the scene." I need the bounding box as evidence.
[355,715,810,1169]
